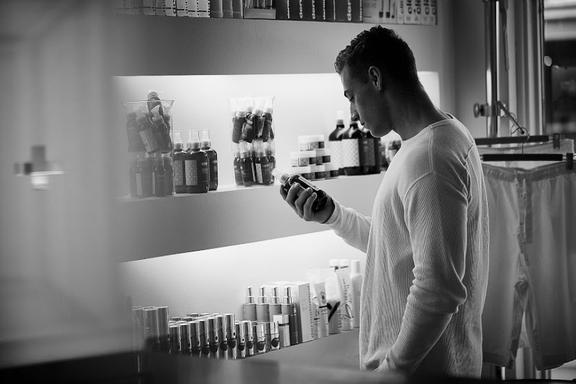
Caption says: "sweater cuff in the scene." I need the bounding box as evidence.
[323,199,341,226]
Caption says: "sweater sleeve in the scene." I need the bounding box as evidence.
[388,171,468,373]
[324,200,371,253]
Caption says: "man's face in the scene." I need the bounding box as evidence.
[339,64,392,138]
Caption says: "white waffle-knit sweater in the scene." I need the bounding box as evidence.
[325,118,489,377]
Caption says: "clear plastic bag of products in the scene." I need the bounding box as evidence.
[124,91,174,154]
[230,96,276,187]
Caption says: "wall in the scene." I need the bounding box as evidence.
[453,0,487,137]
[0,1,130,368]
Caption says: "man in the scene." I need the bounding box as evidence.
[280,26,489,378]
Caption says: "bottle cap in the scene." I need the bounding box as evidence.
[351,260,361,274]
[339,259,350,268]
[329,259,339,270]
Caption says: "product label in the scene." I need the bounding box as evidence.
[327,141,342,169]
[185,159,198,186]
[255,163,263,184]
[174,159,185,187]
[341,139,360,167]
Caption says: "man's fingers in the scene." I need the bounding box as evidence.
[302,192,317,219]
[295,188,314,218]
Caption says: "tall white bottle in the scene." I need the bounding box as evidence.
[350,260,363,329]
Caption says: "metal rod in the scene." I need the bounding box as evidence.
[485,0,500,138]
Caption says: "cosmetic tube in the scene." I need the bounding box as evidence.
[131,307,145,351]
[243,286,257,321]
[225,314,237,359]
[177,321,191,355]
[256,287,270,322]
[255,322,267,354]
[190,320,202,356]
[281,287,299,346]
[215,315,228,359]
[169,323,181,354]
[270,321,280,351]
[157,306,170,352]
[243,320,255,357]
[199,318,211,358]
[209,316,220,358]
[236,321,245,359]
[143,307,160,350]
[273,314,291,348]
[268,287,282,319]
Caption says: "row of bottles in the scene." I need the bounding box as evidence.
[129,152,174,198]
[328,111,385,176]
[232,140,276,187]
[173,130,219,194]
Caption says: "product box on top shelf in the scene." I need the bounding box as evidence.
[362,0,398,24]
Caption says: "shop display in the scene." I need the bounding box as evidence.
[125,91,175,199]
[231,97,276,187]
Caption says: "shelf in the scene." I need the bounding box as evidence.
[110,15,444,77]
[251,328,360,370]
[112,173,383,261]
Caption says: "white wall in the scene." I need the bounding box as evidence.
[120,230,365,318]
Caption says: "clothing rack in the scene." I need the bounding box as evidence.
[475,134,575,170]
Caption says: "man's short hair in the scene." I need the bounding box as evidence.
[335,26,419,85]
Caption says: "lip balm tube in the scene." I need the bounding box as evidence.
[169,323,181,354]
[273,314,291,348]
[255,322,267,354]
[178,321,192,355]
[189,320,201,356]
[208,317,220,358]
[281,287,299,346]
[143,307,160,350]
[269,321,280,351]
[243,286,257,321]
[243,320,255,357]
[256,286,270,322]
[236,321,246,359]
[157,306,170,352]
[199,318,211,358]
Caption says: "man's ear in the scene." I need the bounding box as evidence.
[368,66,383,91]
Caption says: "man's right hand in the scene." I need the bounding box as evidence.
[280,182,335,224]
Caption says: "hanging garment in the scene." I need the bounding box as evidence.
[482,162,576,370]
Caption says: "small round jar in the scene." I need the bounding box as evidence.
[290,151,309,167]
[297,166,314,180]
[300,150,318,166]
[311,164,327,180]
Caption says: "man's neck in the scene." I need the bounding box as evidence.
[390,88,446,141]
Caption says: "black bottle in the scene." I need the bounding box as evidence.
[239,142,255,187]
[173,142,187,194]
[162,153,174,195]
[199,130,218,191]
[359,126,376,175]
[152,153,166,197]
[328,111,346,175]
[342,118,362,176]
[185,138,209,194]
[280,173,328,212]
